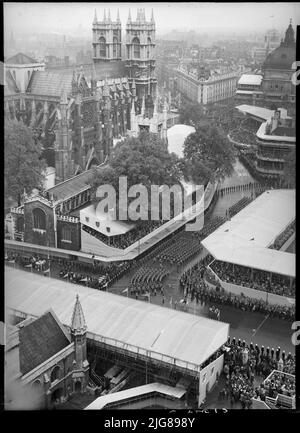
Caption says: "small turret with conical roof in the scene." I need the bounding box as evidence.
[70,295,89,393]
[71,294,87,336]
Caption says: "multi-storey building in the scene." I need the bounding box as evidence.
[176,64,238,106]
[255,109,295,178]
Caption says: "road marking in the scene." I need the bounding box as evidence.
[252,314,270,337]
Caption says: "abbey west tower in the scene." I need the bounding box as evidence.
[92,8,157,117]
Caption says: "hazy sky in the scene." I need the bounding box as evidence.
[4,2,300,36]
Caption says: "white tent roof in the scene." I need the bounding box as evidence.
[5,267,229,370]
[238,74,262,86]
[202,190,295,278]
[236,105,290,122]
[167,124,195,158]
[85,382,186,409]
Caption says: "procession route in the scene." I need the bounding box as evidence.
[252,314,270,337]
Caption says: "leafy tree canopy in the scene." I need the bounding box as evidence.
[5,119,46,205]
[89,132,183,222]
[182,124,235,185]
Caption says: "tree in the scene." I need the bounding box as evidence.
[5,119,46,206]
[89,132,183,222]
[179,101,205,127]
[182,125,235,186]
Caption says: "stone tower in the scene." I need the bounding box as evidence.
[70,295,89,393]
[92,8,122,62]
[54,91,74,184]
[125,8,157,114]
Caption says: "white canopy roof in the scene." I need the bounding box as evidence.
[85,382,186,409]
[167,124,195,158]
[236,105,290,122]
[238,74,262,86]
[202,189,295,278]
[5,267,229,370]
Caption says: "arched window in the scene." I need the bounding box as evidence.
[99,37,106,58]
[32,208,46,230]
[133,37,140,59]
[50,365,61,383]
[61,225,71,242]
[113,37,118,58]
[16,216,24,232]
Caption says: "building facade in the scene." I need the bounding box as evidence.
[5,296,89,409]
[176,64,238,106]
[4,8,157,185]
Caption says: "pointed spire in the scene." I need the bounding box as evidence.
[108,8,111,22]
[136,8,140,21]
[142,8,146,22]
[91,62,97,81]
[131,98,135,114]
[284,19,295,45]
[93,8,97,25]
[151,8,155,23]
[117,8,120,22]
[103,9,106,22]
[60,89,68,105]
[71,294,87,335]
[141,95,145,117]
[127,9,131,24]
[103,78,110,97]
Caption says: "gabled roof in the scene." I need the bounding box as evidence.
[27,70,74,97]
[6,268,229,371]
[19,310,71,375]
[46,165,103,202]
[6,52,38,65]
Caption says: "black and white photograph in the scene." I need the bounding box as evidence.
[3,2,298,418]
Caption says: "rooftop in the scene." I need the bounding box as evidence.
[46,165,103,203]
[238,74,262,87]
[18,310,70,375]
[6,52,39,65]
[5,267,229,371]
[202,189,295,278]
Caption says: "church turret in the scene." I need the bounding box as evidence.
[283,19,295,45]
[70,295,89,394]
[93,8,97,25]
[54,90,73,183]
[126,8,157,107]
[92,7,122,62]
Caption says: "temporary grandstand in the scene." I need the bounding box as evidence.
[202,189,295,304]
[5,267,229,406]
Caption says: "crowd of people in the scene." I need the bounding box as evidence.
[269,220,295,251]
[179,257,295,321]
[210,260,295,298]
[218,339,295,408]
[129,265,169,297]
[228,127,258,146]
[216,182,264,198]
[228,196,252,218]
[5,250,132,290]
[155,232,202,267]
[82,220,163,250]
[263,370,295,399]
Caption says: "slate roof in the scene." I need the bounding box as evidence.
[28,70,74,97]
[19,311,70,375]
[46,61,127,82]
[6,52,38,64]
[46,165,103,202]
